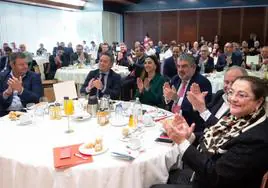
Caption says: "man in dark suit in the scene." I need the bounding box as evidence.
[163,54,212,133]
[80,52,121,100]
[195,45,214,74]
[121,45,146,101]
[163,46,182,81]
[0,52,43,117]
[70,44,90,65]
[215,42,242,72]
[187,66,248,128]
[0,47,12,72]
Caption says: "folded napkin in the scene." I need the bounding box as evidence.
[111,149,139,161]
[53,144,93,169]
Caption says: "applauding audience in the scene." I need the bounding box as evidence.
[187,66,248,128]
[153,76,268,188]
[135,55,165,108]
[80,52,121,100]
[0,52,43,116]
[163,54,212,133]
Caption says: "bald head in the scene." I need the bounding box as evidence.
[261,46,268,59]
[223,66,248,93]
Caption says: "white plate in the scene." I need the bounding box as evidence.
[72,114,91,121]
[79,143,108,156]
[110,117,128,127]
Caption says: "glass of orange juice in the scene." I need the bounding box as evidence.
[64,97,74,133]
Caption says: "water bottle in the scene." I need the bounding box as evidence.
[251,62,256,72]
[133,98,143,127]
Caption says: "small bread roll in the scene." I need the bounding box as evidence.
[95,137,103,145]
[85,142,95,149]
[122,127,129,137]
[94,143,102,152]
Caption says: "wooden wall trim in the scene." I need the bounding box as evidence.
[263,7,268,45]
[196,10,200,40]
[158,12,162,43]
[240,8,244,42]
[217,9,222,36]
[177,10,180,42]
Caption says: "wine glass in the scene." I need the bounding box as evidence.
[78,93,87,112]
[39,97,49,114]
[64,99,74,133]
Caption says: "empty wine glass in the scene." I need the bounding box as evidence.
[78,93,87,112]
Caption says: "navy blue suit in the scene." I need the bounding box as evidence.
[169,72,212,133]
[0,56,11,72]
[195,56,214,73]
[80,69,121,100]
[163,56,177,81]
[215,53,242,72]
[0,71,43,116]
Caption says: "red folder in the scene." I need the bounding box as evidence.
[53,143,93,169]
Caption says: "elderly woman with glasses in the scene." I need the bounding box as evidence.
[152,76,268,188]
[135,55,165,108]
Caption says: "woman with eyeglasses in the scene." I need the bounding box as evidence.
[152,76,268,188]
[135,55,165,108]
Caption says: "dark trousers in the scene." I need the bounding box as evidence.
[151,166,193,188]
[121,75,136,101]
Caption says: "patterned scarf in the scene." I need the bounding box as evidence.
[203,107,266,154]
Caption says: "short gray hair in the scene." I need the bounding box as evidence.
[10,52,26,64]
[225,66,248,76]
[177,53,196,66]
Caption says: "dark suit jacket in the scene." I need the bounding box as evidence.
[215,53,242,72]
[117,51,130,67]
[183,117,268,188]
[128,55,146,78]
[170,72,212,133]
[0,71,43,116]
[80,69,121,100]
[204,89,226,127]
[163,56,177,81]
[0,56,11,72]
[195,56,214,73]
[70,52,89,65]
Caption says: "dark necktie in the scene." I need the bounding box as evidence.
[100,73,106,89]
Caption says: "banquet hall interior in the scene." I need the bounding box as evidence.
[1,0,268,188]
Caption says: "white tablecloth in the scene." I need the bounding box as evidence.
[33,56,49,80]
[54,65,130,84]
[205,71,263,93]
[0,105,179,188]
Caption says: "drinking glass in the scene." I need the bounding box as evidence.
[39,97,49,114]
[64,99,74,133]
[78,93,87,112]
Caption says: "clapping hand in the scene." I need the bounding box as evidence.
[7,76,23,93]
[187,83,208,113]
[137,77,144,93]
[87,78,95,90]
[92,79,103,90]
[144,78,150,90]
[163,114,195,144]
[163,82,177,101]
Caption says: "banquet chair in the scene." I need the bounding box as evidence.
[42,79,58,102]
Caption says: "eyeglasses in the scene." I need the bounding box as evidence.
[227,89,254,100]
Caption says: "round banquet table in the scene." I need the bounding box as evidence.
[54,64,130,84]
[204,70,263,93]
[0,104,180,188]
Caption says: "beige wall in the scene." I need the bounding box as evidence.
[102,11,122,44]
